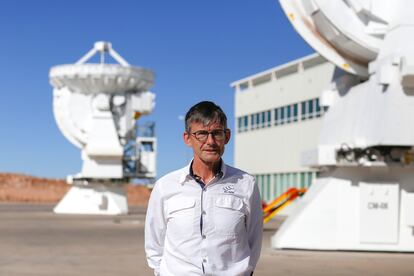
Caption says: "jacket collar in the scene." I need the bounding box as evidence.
[179,159,227,185]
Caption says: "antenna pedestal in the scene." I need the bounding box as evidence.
[53,183,128,215]
[272,167,414,251]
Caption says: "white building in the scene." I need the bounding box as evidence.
[231,53,344,203]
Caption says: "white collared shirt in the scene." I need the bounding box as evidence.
[145,161,263,276]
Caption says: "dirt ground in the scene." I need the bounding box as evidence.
[0,173,150,206]
[1,204,413,276]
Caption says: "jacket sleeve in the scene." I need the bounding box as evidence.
[145,182,166,276]
[247,178,263,271]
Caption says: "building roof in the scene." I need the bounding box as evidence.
[230,53,326,91]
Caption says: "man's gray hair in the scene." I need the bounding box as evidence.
[185,101,227,132]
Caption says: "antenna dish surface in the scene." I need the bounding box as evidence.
[49,41,154,94]
[279,0,393,77]
[50,64,154,94]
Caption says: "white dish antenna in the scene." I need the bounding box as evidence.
[49,41,157,215]
[280,0,394,77]
[273,0,414,251]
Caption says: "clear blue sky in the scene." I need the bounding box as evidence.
[0,0,313,179]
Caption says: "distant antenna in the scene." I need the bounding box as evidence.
[49,41,157,215]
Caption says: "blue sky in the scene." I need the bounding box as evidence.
[0,0,313,179]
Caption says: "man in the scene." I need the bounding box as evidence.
[145,101,263,276]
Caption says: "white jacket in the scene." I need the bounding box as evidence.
[145,161,263,276]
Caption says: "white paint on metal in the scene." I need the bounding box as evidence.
[359,182,399,244]
[53,184,128,215]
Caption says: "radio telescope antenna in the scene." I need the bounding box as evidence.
[273,0,414,252]
[75,41,130,66]
[49,41,157,215]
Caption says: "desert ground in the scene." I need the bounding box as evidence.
[0,173,150,205]
[1,173,413,276]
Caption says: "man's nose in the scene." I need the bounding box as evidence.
[205,133,216,144]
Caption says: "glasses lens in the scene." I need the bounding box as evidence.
[195,131,209,141]
[212,130,225,140]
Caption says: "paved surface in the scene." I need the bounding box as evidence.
[0,203,413,276]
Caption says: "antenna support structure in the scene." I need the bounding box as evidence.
[274,0,414,252]
[49,41,157,215]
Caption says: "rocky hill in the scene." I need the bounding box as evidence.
[0,173,150,206]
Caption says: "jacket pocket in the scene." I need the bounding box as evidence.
[166,197,197,237]
[214,196,246,237]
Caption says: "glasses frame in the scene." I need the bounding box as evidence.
[190,128,230,142]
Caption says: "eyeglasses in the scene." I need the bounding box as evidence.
[190,129,229,142]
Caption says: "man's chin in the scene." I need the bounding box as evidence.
[201,153,221,163]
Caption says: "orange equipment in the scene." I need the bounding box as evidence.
[262,187,307,223]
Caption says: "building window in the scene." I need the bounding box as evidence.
[261,111,266,128]
[300,98,322,121]
[237,115,249,132]
[308,99,314,119]
[263,110,272,128]
[267,110,271,127]
[293,103,298,122]
[248,110,273,129]
[274,108,279,126]
[301,101,307,121]
[315,98,322,117]
[286,105,291,124]
[239,98,322,133]
[273,103,300,126]
[257,171,318,203]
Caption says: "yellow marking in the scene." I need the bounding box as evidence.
[263,193,288,213]
[263,200,293,224]
[343,63,350,69]
[263,188,307,223]
[288,13,295,21]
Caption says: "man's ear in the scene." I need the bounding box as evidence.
[224,129,231,144]
[183,132,192,147]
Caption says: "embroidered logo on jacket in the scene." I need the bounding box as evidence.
[223,185,235,194]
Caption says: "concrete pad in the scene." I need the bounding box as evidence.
[0,203,413,276]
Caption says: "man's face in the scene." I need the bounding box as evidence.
[183,121,231,165]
